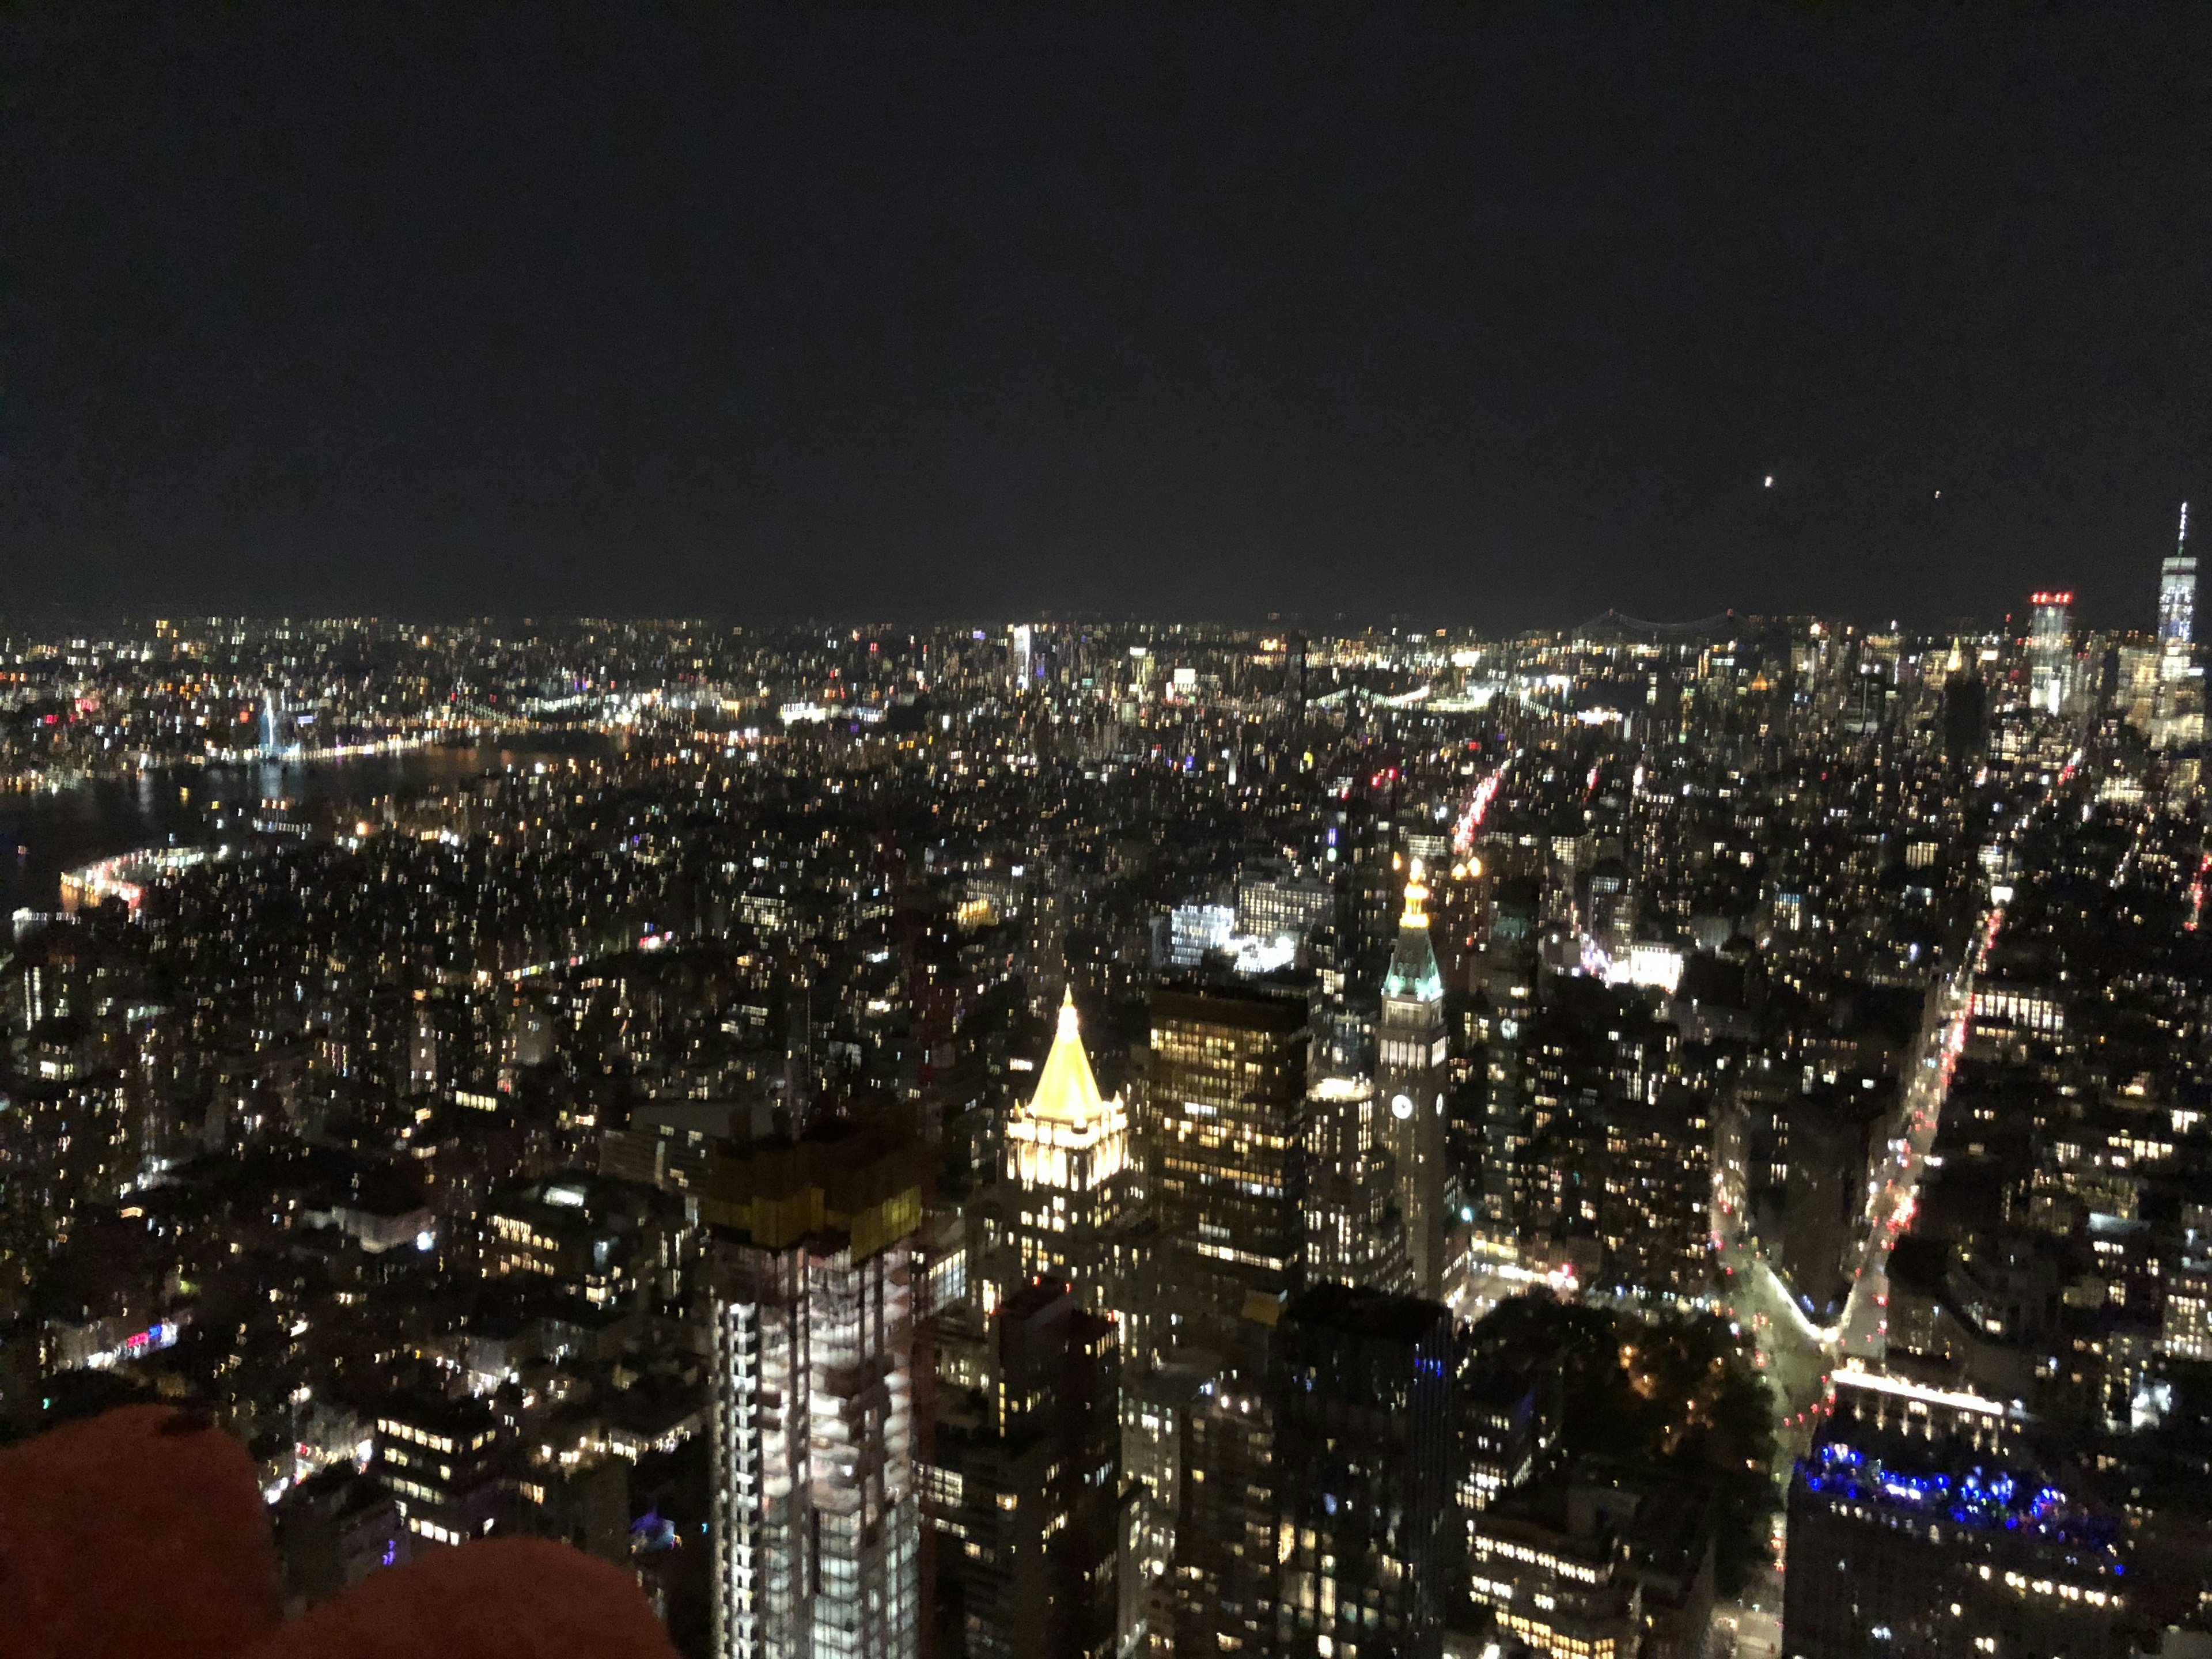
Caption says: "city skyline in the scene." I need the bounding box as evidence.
[7,7,2212,1658]
[1,594,2205,1657]
[1,550,2201,635]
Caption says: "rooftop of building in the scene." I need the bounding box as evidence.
[1798,1429,2125,1563]
[1018,990,1117,1128]
[1381,865,1444,1003]
[1478,1455,1715,1580]
[1282,1279,1451,1347]
[486,1171,660,1233]
[694,1111,923,1255]
[1150,979,1312,1032]
[373,1389,502,1438]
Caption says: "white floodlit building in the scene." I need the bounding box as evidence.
[707,1135,921,1659]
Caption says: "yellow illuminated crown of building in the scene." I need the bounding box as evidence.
[1384,859,1444,1003]
[1007,987,1128,1191]
[1029,987,1107,1124]
[1401,857,1430,928]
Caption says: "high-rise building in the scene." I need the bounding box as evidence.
[925,1278,1121,1659]
[1582,855,1634,957]
[1783,1367,2131,1659]
[1164,903,1236,969]
[1452,1340,1560,1520]
[1378,864,1450,1297]
[1169,1365,1278,1659]
[1271,1282,1455,1659]
[702,1123,923,1659]
[1236,861,1338,947]
[372,1392,510,1548]
[1118,1355,1212,1657]
[482,1172,672,1308]
[1143,983,1309,1350]
[1771,1081,1889,1324]
[2160,503,2195,647]
[2026,591,2072,715]
[1328,786,1400,947]
[2162,1210,2212,1361]
[1476,880,1538,1257]
[405,1003,440,1098]
[0,1060,138,1256]
[972,990,1134,1322]
[1301,1076,1410,1293]
[2157,506,2203,748]
[1597,1085,1711,1307]
[2118,642,2165,732]
[1843,659,1891,736]
[1941,665,1988,763]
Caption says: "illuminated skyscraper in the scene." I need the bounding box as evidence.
[1597,1084,1712,1306]
[702,1125,922,1659]
[973,990,1134,1321]
[2154,514,2207,747]
[1143,983,1308,1347]
[2161,502,2195,647]
[1478,879,1538,1255]
[259,689,285,757]
[1379,862,1450,1297]
[1301,1075,1409,1293]
[1234,861,1337,946]
[2027,591,2072,715]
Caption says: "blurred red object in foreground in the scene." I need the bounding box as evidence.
[0,1407,676,1659]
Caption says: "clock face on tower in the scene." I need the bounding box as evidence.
[1390,1093,1415,1119]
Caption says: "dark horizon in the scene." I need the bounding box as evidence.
[6,4,2210,627]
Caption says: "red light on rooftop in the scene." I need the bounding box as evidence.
[2029,591,2073,606]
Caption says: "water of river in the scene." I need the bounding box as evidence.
[0,734,616,914]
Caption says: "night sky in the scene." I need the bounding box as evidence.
[6,4,2211,628]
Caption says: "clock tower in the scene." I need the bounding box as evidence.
[1378,861,1450,1297]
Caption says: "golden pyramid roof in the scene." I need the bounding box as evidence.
[1027,988,1107,1127]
